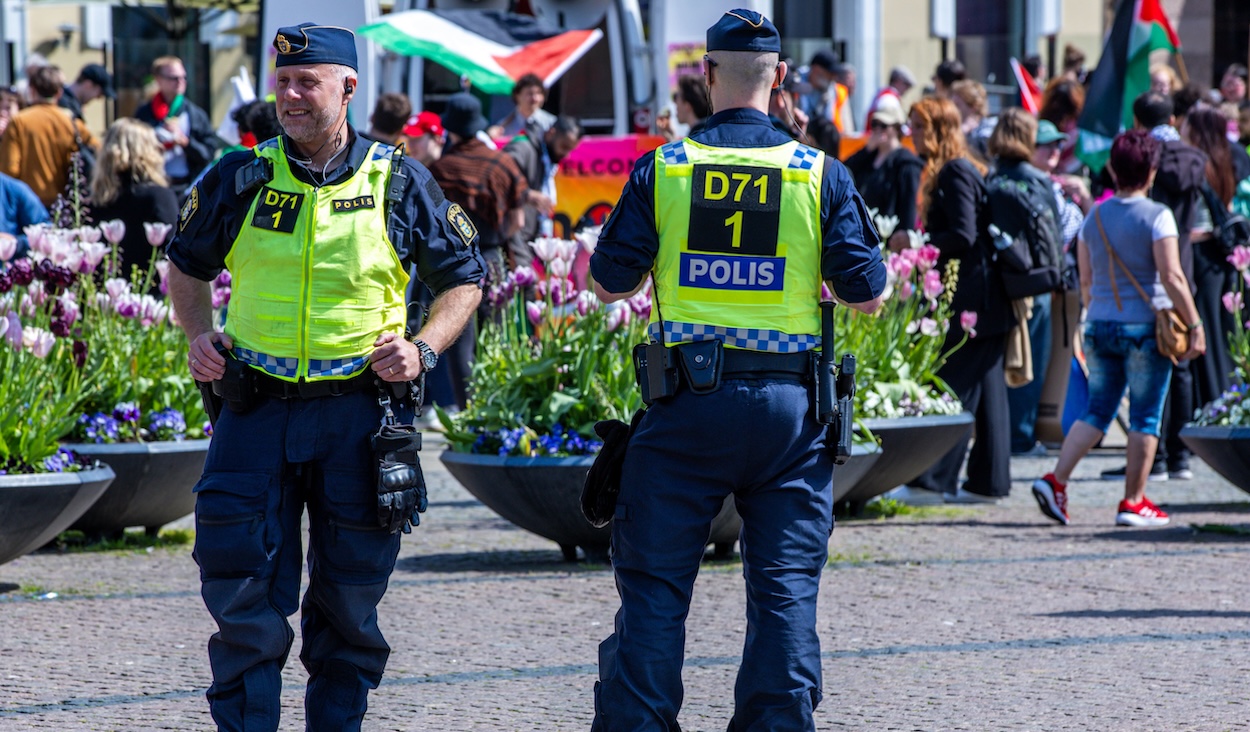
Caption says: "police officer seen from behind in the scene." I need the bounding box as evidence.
[165,23,484,731]
[588,10,886,730]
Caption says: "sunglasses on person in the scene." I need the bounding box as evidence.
[869,120,890,131]
[161,73,187,82]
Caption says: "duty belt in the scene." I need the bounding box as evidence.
[252,368,376,399]
[721,349,813,381]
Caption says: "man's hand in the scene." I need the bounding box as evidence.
[526,189,555,217]
[188,332,233,382]
[370,333,424,381]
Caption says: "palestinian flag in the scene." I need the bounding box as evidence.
[1076,0,1181,172]
[359,10,603,96]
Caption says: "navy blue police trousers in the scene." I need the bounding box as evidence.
[592,378,834,731]
[193,389,410,732]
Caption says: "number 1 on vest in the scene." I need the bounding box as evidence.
[724,210,743,248]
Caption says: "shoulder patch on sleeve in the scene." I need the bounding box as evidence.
[446,203,477,248]
[179,184,200,231]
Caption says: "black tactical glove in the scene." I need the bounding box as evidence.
[581,409,645,528]
[372,424,427,534]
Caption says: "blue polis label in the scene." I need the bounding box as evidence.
[679,253,785,291]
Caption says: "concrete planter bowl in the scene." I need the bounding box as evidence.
[1179,425,1250,496]
[439,451,742,561]
[0,466,115,567]
[63,439,210,536]
[836,413,976,510]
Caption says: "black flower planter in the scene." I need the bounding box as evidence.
[64,440,210,536]
[1179,425,1250,496]
[837,413,976,508]
[0,466,115,567]
[439,451,742,561]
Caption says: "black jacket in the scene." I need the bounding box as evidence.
[1151,139,1207,288]
[134,97,221,184]
[844,146,922,234]
[88,179,179,288]
[926,157,1014,339]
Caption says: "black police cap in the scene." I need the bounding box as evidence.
[273,22,358,71]
[706,9,781,54]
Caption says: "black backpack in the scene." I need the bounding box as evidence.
[985,168,1064,299]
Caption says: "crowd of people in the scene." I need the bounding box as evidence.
[751,47,1249,527]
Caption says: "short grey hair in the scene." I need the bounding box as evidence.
[707,50,779,93]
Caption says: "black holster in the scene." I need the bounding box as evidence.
[633,340,725,404]
[211,347,258,414]
[372,424,427,534]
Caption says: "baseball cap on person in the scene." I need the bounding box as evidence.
[871,95,907,128]
[403,111,445,139]
[1035,119,1069,145]
[441,93,488,139]
[273,22,358,71]
[706,9,781,54]
[809,49,838,72]
[77,64,115,99]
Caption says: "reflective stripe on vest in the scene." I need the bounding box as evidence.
[224,138,410,382]
[650,137,823,353]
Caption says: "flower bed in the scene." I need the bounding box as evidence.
[1193,245,1250,428]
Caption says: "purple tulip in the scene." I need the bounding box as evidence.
[526,300,546,326]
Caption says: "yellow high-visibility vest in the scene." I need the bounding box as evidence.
[224,138,410,382]
[649,136,823,353]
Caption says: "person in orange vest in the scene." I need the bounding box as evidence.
[802,49,855,135]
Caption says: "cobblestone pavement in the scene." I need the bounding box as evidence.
[2,435,1249,731]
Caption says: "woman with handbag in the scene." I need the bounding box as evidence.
[1033,130,1205,528]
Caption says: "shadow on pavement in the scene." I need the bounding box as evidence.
[393,549,605,574]
[1038,608,1250,619]
[1088,526,1250,543]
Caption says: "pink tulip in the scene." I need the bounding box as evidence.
[78,241,108,272]
[211,286,231,309]
[143,222,173,248]
[555,239,579,263]
[1227,246,1250,272]
[99,220,126,245]
[627,290,652,319]
[914,245,940,273]
[23,224,48,253]
[22,326,54,358]
[526,300,546,326]
[1223,291,1244,314]
[155,259,170,283]
[105,278,130,300]
[820,283,834,302]
[57,294,80,326]
[3,312,21,349]
[888,253,914,281]
[511,265,538,288]
[605,305,626,332]
[920,317,941,337]
[77,227,102,244]
[547,257,571,279]
[214,269,232,287]
[899,281,915,300]
[0,235,15,262]
[576,290,598,316]
[531,237,560,264]
[960,310,978,338]
[922,269,943,300]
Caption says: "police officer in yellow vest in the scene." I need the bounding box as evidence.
[165,23,484,731]
[588,10,886,730]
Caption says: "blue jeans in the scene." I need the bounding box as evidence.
[1008,294,1053,451]
[1079,320,1173,437]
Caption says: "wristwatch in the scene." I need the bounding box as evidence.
[412,338,438,371]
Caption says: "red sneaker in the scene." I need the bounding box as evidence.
[1031,474,1069,525]
[1116,497,1170,527]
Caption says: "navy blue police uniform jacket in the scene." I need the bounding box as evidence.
[167,126,485,296]
[590,108,886,310]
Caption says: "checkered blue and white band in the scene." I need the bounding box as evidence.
[648,322,818,353]
[234,347,371,379]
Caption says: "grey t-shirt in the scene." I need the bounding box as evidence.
[1080,195,1178,324]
